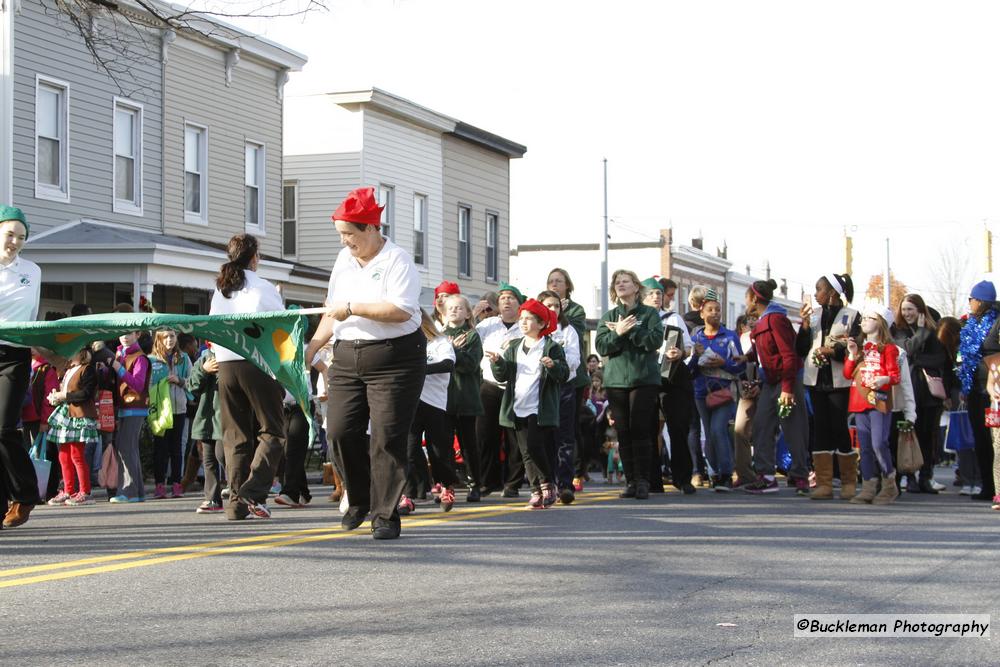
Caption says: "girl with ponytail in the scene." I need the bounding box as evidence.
[215,234,260,298]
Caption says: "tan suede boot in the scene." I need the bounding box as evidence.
[329,469,344,503]
[809,452,834,500]
[872,475,899,505]
[321,462,335,486]
[850,478,878,504]
[179,443,203,492]
[837,451,859,501]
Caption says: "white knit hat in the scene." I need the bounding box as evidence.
[862,301,894,326]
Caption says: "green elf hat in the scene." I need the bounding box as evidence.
[0,205,28,238]
[640,277,663,293]
[497,281,525,304]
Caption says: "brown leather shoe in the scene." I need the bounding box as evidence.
[3,502,34,528]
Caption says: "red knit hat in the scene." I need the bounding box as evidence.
[519,299,558,337]
[332,187,384,225]
[434,281,461,298]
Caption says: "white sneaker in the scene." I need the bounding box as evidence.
[960,485,973,496]
[899,477,909,490]
[930,480,946,491]
[972,485,983,495]
[274,493,304,508]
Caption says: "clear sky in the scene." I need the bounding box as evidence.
[231,0,1000,313]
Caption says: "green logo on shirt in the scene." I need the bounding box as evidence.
[19,274,30,285]
[371,271,382,281]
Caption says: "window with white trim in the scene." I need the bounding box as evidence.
[485,211,498,281]
[244,141,265,231]
[413,193,426,265]
[184,124,207,224]
[377,184,394,240]
[113,98,143,214]
[282,182,297,257]
[35,76,69,201]
[458,205,472,277]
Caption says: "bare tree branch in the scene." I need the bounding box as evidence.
[927,239,976,317]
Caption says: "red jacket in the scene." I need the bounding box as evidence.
[749,305,802,394]
[843,341,900,413]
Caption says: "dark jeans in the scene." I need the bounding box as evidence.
[406,400,459,496]
[449,414,480,489]
[328,330,426,523]
[572,385,588,477]
[218,360,287,509]
[549,383,577,490]
[0,346,41,511]
[153,414,187,485]
[281,405,311,502]
[201,439,226,505]
[511,415,552,489]
[967,390,995,496]
[477,382,507,490]
[809,388,853,454]
[606,385,659,485]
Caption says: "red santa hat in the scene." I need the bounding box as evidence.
[332,187,384,226]
[519,298,558,337]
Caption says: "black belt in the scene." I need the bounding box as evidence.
[333,329,421,349]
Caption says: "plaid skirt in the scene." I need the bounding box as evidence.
[47,403,100,446]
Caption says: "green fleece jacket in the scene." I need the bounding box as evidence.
[595,301,664,388]
[490,336,569,428]
[442,323,484,416]
[186,350,221,441]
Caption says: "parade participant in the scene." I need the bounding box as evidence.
[186,346,225,513]
[545,268,591,492]
[276,395,312,509]
[486,298,569,509]
[148,330,193,499]
[44,346,99,506]
[109,331,149,504]
[441,294,485,502]
[688,289,744,492]
[400,311,458,514]
[305,186,425,540]
[433,281,461,328]
[475,282,526,497]
[0,206,43,528]
[845,305,902,505]
[958,280,1000,501]
[595,270,664,500]
[641,277,696,494]
[733,314,759,488]
[891,294,947,493]
[539,290,581,503]
[210,233,287,521]
[685,286,709,485]
[795,273,860,500]
[743,279,810,495]
[23,351,60,499]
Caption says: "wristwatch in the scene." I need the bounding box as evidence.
[346,302,353,317]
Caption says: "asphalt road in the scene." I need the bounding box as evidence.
[1,473,996,666]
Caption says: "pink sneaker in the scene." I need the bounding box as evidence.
[397,495,415,515]
[171,483,184,499]
[67,492,95,506]
[439,487,455,512]
[47,491,71,506]
[527,490,544,510]
[541,483,557,507]
[153,483,167,499]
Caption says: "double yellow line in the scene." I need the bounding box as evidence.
[0,491,620,589]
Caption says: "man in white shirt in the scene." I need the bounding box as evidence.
[0,206,43,528]
[306,187,425,541]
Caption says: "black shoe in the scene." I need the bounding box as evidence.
[466,487,481,502]
[917,478,939,495]
[635,481,650,500]
[680,483,696,495]
[558,488,575,505]
[620,484,637,499]
[371,515,401,540]
[501,487,519,498]
[341,505,369,530]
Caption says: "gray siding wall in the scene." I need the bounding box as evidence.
[12,0,163,232]
[361,108,443,290]
[163,39,284,258]
[442,134,510,295]
[283,152,361,270]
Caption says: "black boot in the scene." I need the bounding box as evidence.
[635,479,650,500]
[619,483,637,498]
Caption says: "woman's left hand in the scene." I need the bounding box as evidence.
[540,356,555,369]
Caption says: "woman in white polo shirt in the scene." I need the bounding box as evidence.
[305,187,425,541]
[0,206,43,530]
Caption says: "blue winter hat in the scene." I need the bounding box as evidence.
[970,280,996,303]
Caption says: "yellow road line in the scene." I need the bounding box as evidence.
[0,491,621,589]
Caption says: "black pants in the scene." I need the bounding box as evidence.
[282,405,311,502]
[153,414,187,485]
[968,390,995,496]
[511,415,552,489]
[218,360,287,509]
[914,404,943,479]
[201,439,226,505]
[449,414,480,489]
[328,330,426,523]
[660,374,694,488]
[606,385,659,485]
[572,385,588,477]
[0,346,41,511]
[809,388,853,454]
[407,401,459,495]
[477,382,520,491]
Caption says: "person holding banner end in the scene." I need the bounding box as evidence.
[305,187,426,541]
[0,206,43,529]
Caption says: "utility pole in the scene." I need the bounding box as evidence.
[844,229,853,276]
[985,223,993,273]
[884,237,891,306]
[601,158,609,314]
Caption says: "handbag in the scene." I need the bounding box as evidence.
[96,389,115,432]
[705,385,734,409]
[147,378,174,437]
[29,433,51,501]
[98,442,119,489]
[896,429,924,474]
[922,370,947,400]
[944,410,975,452]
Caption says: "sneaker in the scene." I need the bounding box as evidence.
[466,487,481,502]
[270,481,282,495]
[221,487,231,500]
[541,483,557,507]
[242,498,271,519]
[109,495,141,504]
[744,476,779,494]
[171,483,184,499]
[47,491,72,506]
[299,495,312,506]
[430,483,443,499]
[66,492,95,506]
[501,487,520,498]
[559,488,576,504]
[439,487,455,512]
[795,478,810,497]
[899,476,909,490]
[195,501,224,514]
[960,485,973,496]
[714,477,733,493]
[572,477,584,492]
[527,490,544,509]
[274,493,304,508]
[153,483,167,500]
[972,485,983,496]
[397,495,415,516]
[930,480,946,492]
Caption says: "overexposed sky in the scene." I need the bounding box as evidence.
[232,0,1000,312]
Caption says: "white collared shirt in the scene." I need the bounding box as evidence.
[549,324,580,383]
[513,338,545,417]
[209,269,285,363]
[326,239,421,341]
[0,256,41,347]
[421,334,456,411]
[476,315,522,385]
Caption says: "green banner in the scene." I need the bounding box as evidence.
[0,310,313,415]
